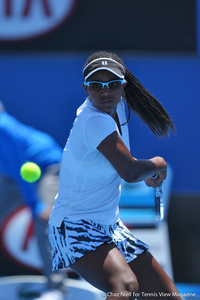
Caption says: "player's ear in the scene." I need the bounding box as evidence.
[82,83,88,94]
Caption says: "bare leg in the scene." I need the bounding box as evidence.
[70,243,181,300]
[70,243,139,300]
[129,252,182,300]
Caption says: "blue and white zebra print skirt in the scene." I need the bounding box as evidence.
[48,218,149,270]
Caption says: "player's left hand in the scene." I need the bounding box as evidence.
[145,177,163,188]
[145,168,167,188]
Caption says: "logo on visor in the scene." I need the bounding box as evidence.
[102,61,108,65]
[0,0,78,41]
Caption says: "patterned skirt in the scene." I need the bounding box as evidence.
[48,218,149,270]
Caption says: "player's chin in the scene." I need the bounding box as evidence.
[100,102,116,113]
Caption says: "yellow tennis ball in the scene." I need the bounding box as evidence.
[20,162,41,183]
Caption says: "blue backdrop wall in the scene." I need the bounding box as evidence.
[0,53,199,194]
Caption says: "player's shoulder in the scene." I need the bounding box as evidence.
[77,99,112,121]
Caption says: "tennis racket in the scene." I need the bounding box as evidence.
[151,174,164,221]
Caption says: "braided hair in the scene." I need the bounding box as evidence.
[83,51,175,137]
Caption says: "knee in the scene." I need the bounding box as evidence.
[109,272,139,298]
[124,275,139,294]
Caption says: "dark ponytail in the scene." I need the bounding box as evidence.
[124,68,175,137]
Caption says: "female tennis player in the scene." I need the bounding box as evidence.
[49,51,181,299]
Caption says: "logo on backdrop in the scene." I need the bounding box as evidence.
[0,0,78,41]
[0,206,43,270]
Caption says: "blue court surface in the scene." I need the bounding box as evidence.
[0,276,103,300]
[0,276,200,300]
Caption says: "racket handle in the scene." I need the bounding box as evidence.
[151,174,164,221]
[154,185,164,221]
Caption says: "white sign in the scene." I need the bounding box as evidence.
[0,0,77,41]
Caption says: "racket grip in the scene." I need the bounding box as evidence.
[151,174,164,221]
[154,186,164,221]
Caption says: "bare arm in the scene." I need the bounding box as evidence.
[97,131,167,184]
